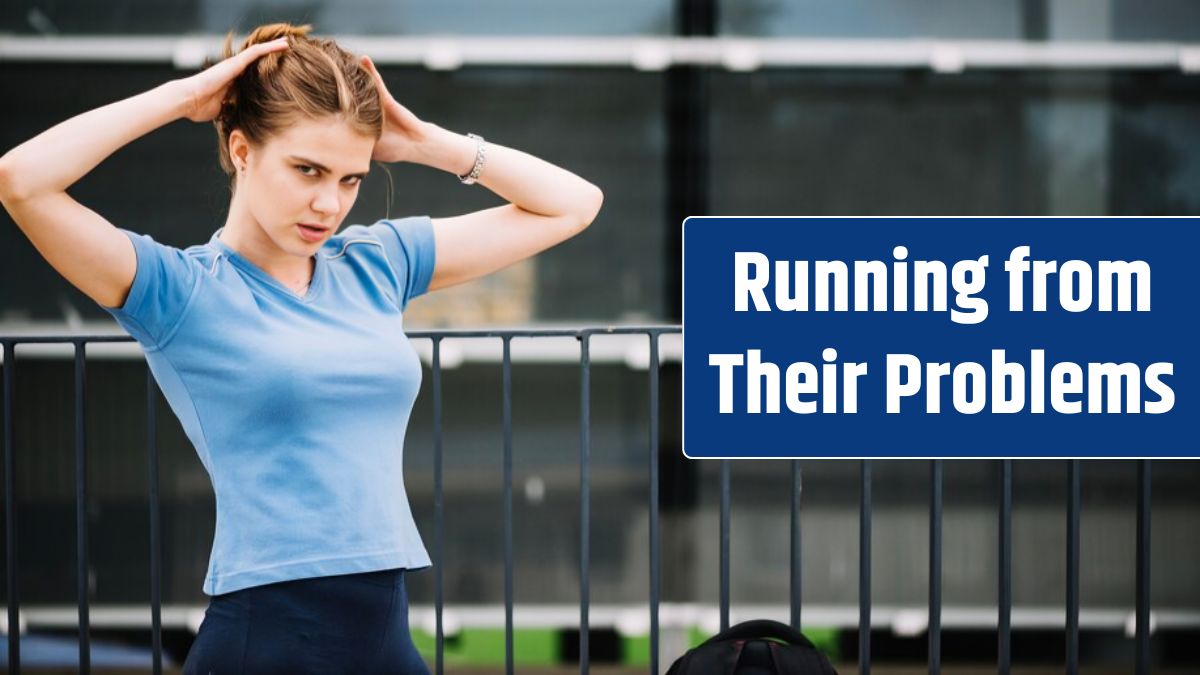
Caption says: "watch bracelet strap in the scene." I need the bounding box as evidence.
[457,132,486,184]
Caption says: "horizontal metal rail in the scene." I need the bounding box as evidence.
[1,35,1199,72]
[8,603,1198,632]
[0,324,682,366]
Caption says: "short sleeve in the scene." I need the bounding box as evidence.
[369,215,437,311]
[100,228,201,350]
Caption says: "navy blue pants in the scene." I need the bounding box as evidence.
[182,567,430,674]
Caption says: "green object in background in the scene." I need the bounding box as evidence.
[412,625,841,666]
[412,627,559,666]
[799,627,840,661]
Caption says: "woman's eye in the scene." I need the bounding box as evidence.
[297,165,359,186]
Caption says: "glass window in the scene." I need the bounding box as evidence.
[710,70,1049,216]
[0,64,666,324]
[1113,0,1200,41]
[719,0,1023,39]
[2,0,673,36]
[709,69,1200,218]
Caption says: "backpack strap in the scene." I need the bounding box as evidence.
[697,619,817,650]
[670,620,839,675]
[732,638,776,673]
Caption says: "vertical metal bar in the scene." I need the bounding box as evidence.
[719,458,730,632]
[1066,459,1080,675]
[579,333,591,674]
[929,459,942,675]
[3,341,19,674]
[1136,460,1151,675]
[998,459,1012,675]
[74,341,90,674]
[860,459,872,675]
[665,0,715,320]
[145,366,162,675]
[502,336,514,675]
[648,332,661,674]
[432,337,444,675]
[790,460,802,632]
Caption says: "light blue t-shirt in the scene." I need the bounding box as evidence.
[102,216,437,596]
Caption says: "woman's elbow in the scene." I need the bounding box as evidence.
[575,184,604,231]
[0,156,23,204]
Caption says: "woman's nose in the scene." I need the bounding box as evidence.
[311,183,340,214]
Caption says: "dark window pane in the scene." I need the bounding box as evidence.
[710,70,1048,216]
[0,64,665,323]
[719,0,1023,39]
[1113,0,1200,42]
[1111,72,1200,214]
[2,0,673,36]
[711,69,1200,218]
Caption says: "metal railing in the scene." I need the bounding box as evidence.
[3,35,1200,74]
[409,326,679,675]
[0,327,1163,674]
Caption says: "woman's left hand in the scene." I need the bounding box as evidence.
[360,55,429,164]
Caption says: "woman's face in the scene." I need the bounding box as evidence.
[232,115,376,256]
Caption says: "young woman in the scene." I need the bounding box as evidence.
[0,22,602,673]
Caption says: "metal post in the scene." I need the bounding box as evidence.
[74,341,91,674]
[3,341,19,674]
[648,331,662,674]
[929,460,942,675]
[432,337,445,675]
[579,333,591,673]
[146,367,162,675]
[719,459,730,632]
[998,459,1012,675]
[1136,460,1151,675]
[1067,460,1080,675]
[860,459,872,675]
[502,336,514,675]
[790,461,802,631]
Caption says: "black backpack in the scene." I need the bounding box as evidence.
[665,619,839,675]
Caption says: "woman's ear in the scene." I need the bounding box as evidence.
[228,129,249,171]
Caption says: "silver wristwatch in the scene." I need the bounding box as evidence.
[457,133,486,185]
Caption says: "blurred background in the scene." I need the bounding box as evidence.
[1,0,1199,672]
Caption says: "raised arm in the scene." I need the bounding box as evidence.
[414,126,604,293]
[0,37,290,309]
[359,56,604,294]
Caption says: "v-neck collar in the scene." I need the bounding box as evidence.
[209,227,325,303]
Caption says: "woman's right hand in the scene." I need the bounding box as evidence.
[174,37,291,123]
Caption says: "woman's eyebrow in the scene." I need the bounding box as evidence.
[288,155,370,178]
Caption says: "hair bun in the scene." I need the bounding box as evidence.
[244,22,312,49]
[219,22,313,62]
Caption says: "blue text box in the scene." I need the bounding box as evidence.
[682,217,1198,458]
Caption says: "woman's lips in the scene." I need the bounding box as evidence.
[296,223,327,242]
